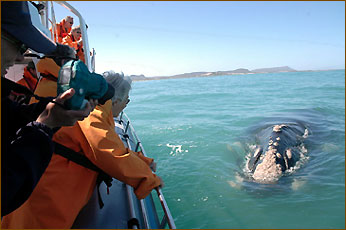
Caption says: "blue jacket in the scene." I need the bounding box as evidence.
[1,94,54,216]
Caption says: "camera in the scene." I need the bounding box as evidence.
[57,60,114,110]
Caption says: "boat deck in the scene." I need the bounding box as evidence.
[72,118,161,229]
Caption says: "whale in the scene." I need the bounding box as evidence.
[246,123,309,183]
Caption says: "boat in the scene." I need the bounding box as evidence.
[4,1,176,228]
[72,113,175,229]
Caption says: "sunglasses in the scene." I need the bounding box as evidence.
[69,22,73,24]
[112,98,130,106]
[2,32,28,55]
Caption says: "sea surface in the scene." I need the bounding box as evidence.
[125,70,345,229]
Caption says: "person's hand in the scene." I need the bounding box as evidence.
[36,88,97,129]
[157,176,165,189]
[150,161,157,172]
[88,98,98,110]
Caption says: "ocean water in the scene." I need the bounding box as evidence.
[125,70,345,229]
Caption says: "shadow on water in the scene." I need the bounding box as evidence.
[228,108,333,197]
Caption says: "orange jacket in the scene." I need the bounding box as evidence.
[16,67,37,92]
[29,58,60,104]
[62,34,85,63]
[36,57,60,78]
[50,19,71,43]
[76,42,86,63]
[2,82,160,229]
[62,33,79,50]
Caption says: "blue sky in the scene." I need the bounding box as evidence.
[53,1,345,77]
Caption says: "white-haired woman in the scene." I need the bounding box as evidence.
[104,71,132,116]
[2,71,162,228]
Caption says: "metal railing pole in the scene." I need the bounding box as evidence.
[156,188,176,229]
[125,185,139,229]
[124,128,150,229]
[120,112,176,229]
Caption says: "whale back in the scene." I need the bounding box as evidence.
[246,123,308,183]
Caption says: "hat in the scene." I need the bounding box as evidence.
[1,1,57,54]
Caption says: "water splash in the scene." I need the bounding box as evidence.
[166,143,188,156]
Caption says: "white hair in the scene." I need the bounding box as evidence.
[71,25,81,33]
[65,16,73,20]
[103,71,132,102]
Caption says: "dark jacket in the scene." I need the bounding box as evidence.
[1,79,54,216]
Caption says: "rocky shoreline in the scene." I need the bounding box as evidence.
[129,66,295,81]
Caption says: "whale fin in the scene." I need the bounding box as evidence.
[248,147,263,172]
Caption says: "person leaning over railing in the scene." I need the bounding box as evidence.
[1,71,163,229]
[1,2,97,217]
[50,16,74,43]
[62,25,85,63]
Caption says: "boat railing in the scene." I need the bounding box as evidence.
[119,112,177,229]
[91,48,96,72]
[38,1,94,72]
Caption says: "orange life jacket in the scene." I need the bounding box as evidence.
[62,34,85,63]
[16,67,37,92]
[62,33,78,50]
[76,43,85,63]
[36,57,60,78]
[49,19,71,43]
[11,67,38,102]
[29,58,60,104]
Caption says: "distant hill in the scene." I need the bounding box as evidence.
[170,72,209,79]
[150,68,253,80]
[215,68,251,75]
[129,74,146,81]
[251,66,296,73]
[128,66,297,81]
